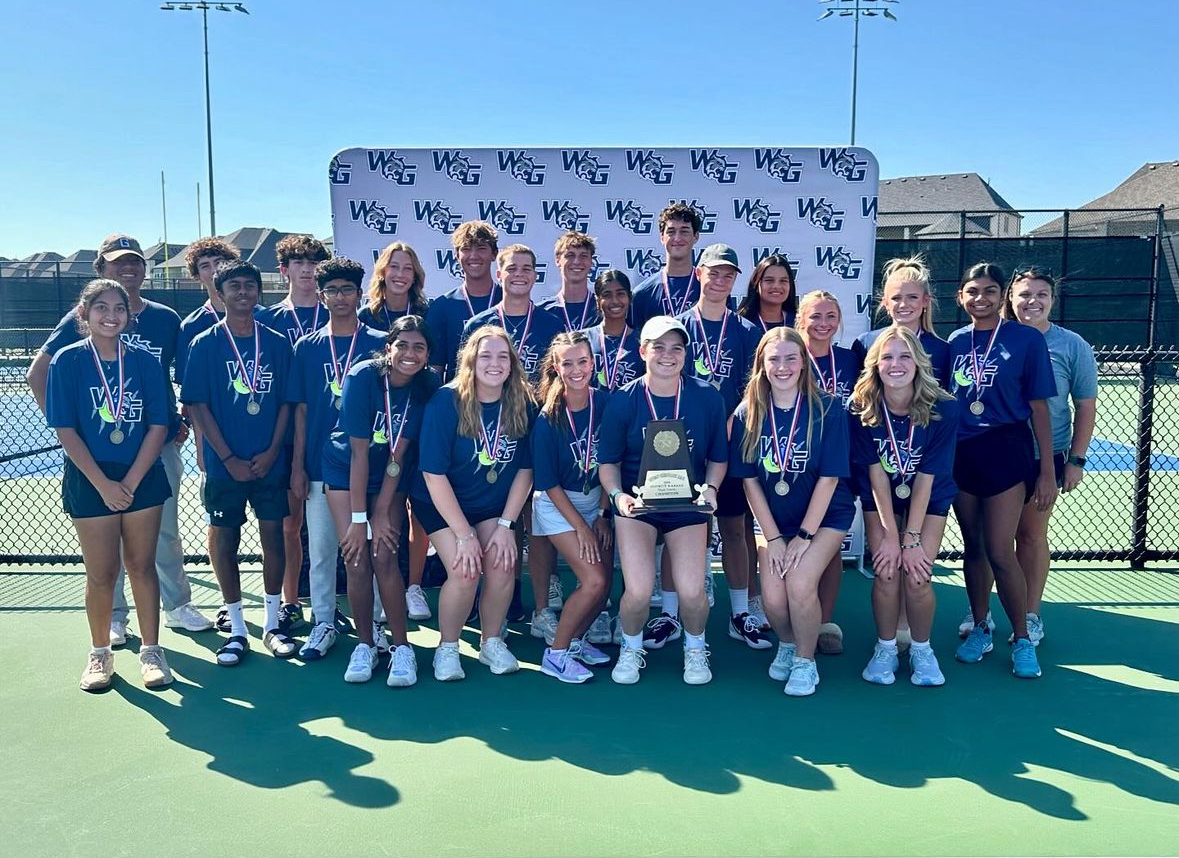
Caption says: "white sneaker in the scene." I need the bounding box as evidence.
[649,588,663,609]
[80,649,114,692]
[959,609,994,638]
[547,576,565,612]
[299,622,337,660]
[387,644,418,687]
[138,646,174,688]
[110,620,128,647]
[530,608,558,646]
[748,595,770,630]
[344,643,378,683]
[372,622,390,656]
[164,603,214,632]
[478,637,520,675]
[704,573,715,608]
[683,646,712,685]
[768,642,797,681]
[586,611,613,645]
[433,642,465,681]
[1009,612,1046,647]
[784,658,820,696]
[611,645,646,684]
[405,584,431,621]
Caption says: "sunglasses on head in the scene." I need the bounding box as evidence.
[1013,265,1056,281]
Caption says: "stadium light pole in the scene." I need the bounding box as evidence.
[818,0,898,146]
[159,2,249,237]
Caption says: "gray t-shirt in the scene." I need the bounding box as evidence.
[1038,323,1098,455]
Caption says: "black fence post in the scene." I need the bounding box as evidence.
[1130,351,1155,569]
[1146,206,1163,349]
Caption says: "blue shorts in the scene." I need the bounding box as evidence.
[624,509,710,535]
[203,467,290,527]
[412,496,504,535]
[954,422,1036,499]
[62,458,171,519]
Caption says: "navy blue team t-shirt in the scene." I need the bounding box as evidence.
[806,345,862,409]
[630,271,700,330]
[462,302,566,381]
[537,293,601,333]
[850,398,959,513]
[585,324,643,392]
[255,301,325,347]
[288,323,386,482]
[175,301,265,384]
[597,376,728,495]
[729,393,855,533]
[181,321,295,481]
[676,308,761,414]
[531,388,612,495]
[42,299,181,441]
[853,326,952,390]
[946,320,1056,440]
[411,384,534,515]
[425,284,501,379]
[46,339,171,467]
[358,300,430,332]
[321,360,435,496]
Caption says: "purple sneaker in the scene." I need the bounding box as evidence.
[541,648,593,684]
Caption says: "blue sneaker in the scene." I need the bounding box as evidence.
[861,642,899,685]
[1011,638,1041,678]
[955,624,993,664]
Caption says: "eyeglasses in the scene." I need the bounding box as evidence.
[319,285,359,298]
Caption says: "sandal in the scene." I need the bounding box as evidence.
[216,635,249,667]
[263,630,298,659]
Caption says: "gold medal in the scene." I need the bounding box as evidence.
[895,483,911,500]
[486,469,498,484]
[774,480,789,497]
[246,399,261,416]
[109,428,125,445]
[969,400,985,416]
[386,460,401,478]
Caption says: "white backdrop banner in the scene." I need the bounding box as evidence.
[327,146,879,344]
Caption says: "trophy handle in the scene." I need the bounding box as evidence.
[631,486,646,509]
[693,483,709,506]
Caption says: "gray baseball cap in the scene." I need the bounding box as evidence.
[696,243,741,272]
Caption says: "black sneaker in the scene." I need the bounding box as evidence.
[215,607,232,633]
[642,613,683,650]
[333,607,354,634]
[277,602,304,633]
[728,612,773,650]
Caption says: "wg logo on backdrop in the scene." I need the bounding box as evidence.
[367,150,417,185]
[432,150,482,185]
[689,149,739,184]
[754,149,803,183]
[819,148,868,181]
[348,200,397,235]
[625,150,674,185]
[541,201,590,232]
[329,155,351,185]
[413,201,462,234]
[477,201,527,235]
[816,246,863,279]
[797,197,845,231]
[671,199,718,234]
[626,249,664,279]
[562,150,611,186]
[497,150,546,185]
[752,247,802,270]
[861,195,878,221]
[606,200,654,234]
[734,198,782,232]
[435,250,464,279]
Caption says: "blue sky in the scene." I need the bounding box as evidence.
[1,0,1172,258]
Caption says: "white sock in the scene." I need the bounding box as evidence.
[91,645,112,655]
[879,637,897,649]
[684,630,706,650]
[623,632,643,651]
[226,600,247,637]
[263,593,280,633]
[911,639,932,651]
[662,591,679,618]
[549,647,567,661]
[730,587,749,616]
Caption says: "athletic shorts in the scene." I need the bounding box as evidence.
[622,509,709,535]
[1035,451,1067,490]
[412,496,503,535]
[63,458,171,519]
[954,422,1036,500]
[715,475,750,518]
[532,487,602,536]
[203,467,290,527]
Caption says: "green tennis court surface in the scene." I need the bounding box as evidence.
[3,563,1177,857]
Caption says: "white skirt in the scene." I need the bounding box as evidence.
[531,486,602,536]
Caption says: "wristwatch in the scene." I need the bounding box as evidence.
[496,517,516,531]
[796,527,815,542]
[1067,454,1087,469]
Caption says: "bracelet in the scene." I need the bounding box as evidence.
[220,453,235,463]
[904,529,921,537]
[706,483,719,494]
[766,534,784,543]
[351,512,367,524]
[456,531,476,546]
[903,539,922,549]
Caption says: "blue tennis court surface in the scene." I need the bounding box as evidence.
[1086,437,1179,472]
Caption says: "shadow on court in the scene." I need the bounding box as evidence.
[103,570,1179,819]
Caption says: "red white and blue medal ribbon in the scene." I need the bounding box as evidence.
[327,325,361,396]
[599,325,629,390]
[643,379,681,421]
[88,338,125,431]
[692,308,730,379]
[661,270,697,317]
[221,320,261,395]
[283,299,321,339]
[807,349,838,395]
[882,407,916,483]
[564,393,596,480]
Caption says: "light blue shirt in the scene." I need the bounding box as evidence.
[1040,323,1098,454]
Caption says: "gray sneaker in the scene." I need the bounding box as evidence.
[530,608,558,646]
[861,642,899,685]
[586,611,613,645]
